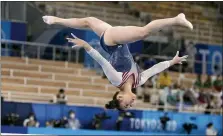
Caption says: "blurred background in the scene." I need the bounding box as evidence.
[1,1,222,135]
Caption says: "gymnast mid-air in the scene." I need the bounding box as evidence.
[43,13,192,110]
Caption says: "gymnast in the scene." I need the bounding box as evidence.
[43,13,192,110]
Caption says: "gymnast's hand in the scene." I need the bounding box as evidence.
[66,33,92,51]
[170,51,188,65]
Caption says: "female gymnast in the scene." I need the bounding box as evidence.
[43,13,192,110]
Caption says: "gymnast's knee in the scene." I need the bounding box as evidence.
[140,27,150,39]
[85,17,98,27]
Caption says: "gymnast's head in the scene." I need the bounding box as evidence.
[105,89,136,110]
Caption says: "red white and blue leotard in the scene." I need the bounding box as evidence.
[86,32,170,88]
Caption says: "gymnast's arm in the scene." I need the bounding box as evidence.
[138,51,188,87]
[138,61,171,86]
[67,34,122,85]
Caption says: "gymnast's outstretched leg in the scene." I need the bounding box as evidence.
[42,16,112,37]
[104,13,193,45]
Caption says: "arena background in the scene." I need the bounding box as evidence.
[1,1,222,135]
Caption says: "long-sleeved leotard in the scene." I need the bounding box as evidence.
[87,48,170,88]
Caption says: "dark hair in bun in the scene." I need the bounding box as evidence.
[105,91,122,111]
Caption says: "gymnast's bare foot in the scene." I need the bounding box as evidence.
[42,15,58,25]
[176,13,193,30]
